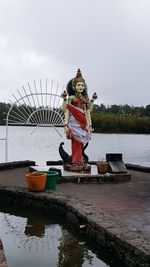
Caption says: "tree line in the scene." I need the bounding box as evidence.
[0,102,150,133]
[91,104,150,133]
[93,103,150,117]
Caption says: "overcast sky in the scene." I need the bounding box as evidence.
[0,0,150,106]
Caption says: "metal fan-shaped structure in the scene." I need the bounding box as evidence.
[4,79,65,162]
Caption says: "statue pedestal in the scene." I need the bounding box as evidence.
[63,163,91,173]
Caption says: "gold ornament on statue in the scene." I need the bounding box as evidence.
[61,90,67,101]
[91,92,97,103]
[92,92,97,99]
[72,68,85,90]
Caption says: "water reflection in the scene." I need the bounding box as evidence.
[25,217,45,237]
[58,230,93,266]
[0,207,109,267]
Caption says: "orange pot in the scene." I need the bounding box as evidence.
[97,162,108,174]
[26,172,46,192]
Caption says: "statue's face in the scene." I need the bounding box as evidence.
[75,82,85,93]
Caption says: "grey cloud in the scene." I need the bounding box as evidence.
[0,0,150,106]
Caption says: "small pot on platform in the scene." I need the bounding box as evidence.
[97,161,108,174]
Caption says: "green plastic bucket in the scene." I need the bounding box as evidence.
[45,171,58,191]
[37,171,58,191]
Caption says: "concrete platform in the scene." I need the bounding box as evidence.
[29,164,131,183]
[0,161,149,266]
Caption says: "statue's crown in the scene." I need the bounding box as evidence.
[73,69,85,87]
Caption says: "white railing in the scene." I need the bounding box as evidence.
[4,79,65,162]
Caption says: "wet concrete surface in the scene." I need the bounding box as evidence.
[57,169,150,242]
[0,167,149,240]
[0,166,150,263]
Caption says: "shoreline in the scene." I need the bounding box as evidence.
[0,160,150,173]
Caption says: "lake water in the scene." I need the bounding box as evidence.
[0,205,126,267]
[0,125,150,166]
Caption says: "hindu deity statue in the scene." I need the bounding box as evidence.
[60,69,97,172]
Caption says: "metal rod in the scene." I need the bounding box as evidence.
[30,125,39,135]
[50,82,60,125]
[40,79,45,124]
[54,113,62,125]
[28,83,36,107]
[8,113,26,123]
[17,90,33,118]
[6,119,28,124]
[9,106,28,122]
[56,84,64,110]
[53,109,61,125]
[49,80,53,107]
[33,81,43,124]
[52,100,63,125]
[49,83,58,125]
[12,94,28,121]
[22,86,37,124]
[55,114,63,125]
[49,106,53,125]
[53,82,59,108]
[45,78,48,123]
[48,80,53,124]
[52,125,63,138]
